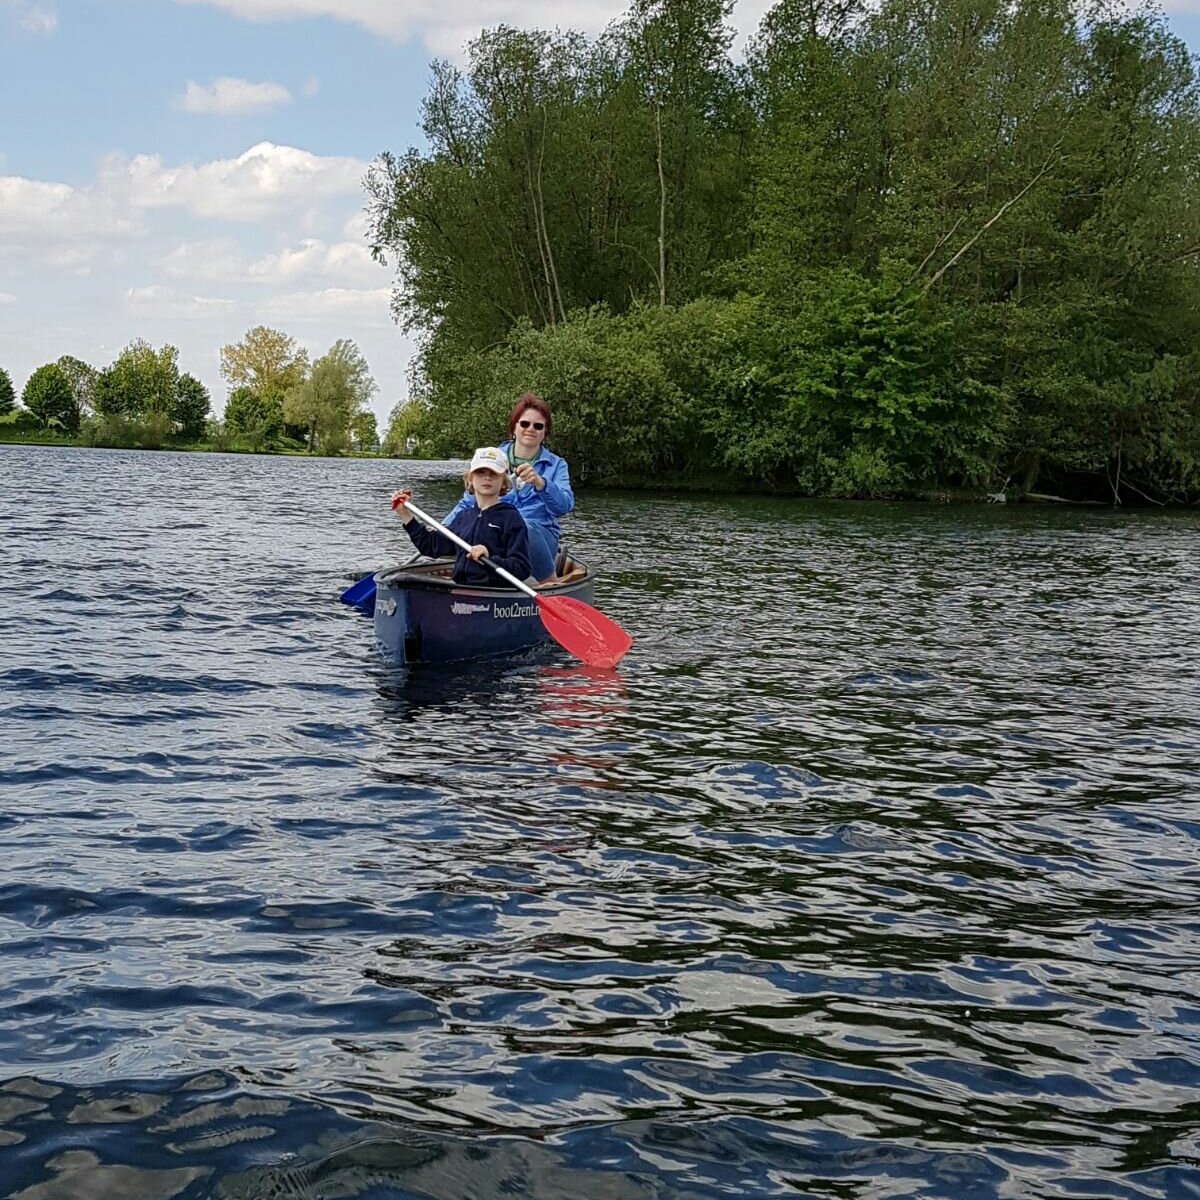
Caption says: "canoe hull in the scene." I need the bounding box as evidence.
[372,559,596,665]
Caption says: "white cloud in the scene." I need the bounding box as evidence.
[103,142,367,220]
[172,0,774,55]
[43,244,100,274]
[2,147,365,245]
[341,210,370,241]
[159,236,384,286]
[3,1,57,34]
[178,76,292,115]
[2,141,406,423]
[0,176,138,241]
[251,239,381,285]
[301,75,320,97]
[124,284,237,315]
[260,285,392,323]
[158,238,246,281]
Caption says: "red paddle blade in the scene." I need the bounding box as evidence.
[535,594,632,669]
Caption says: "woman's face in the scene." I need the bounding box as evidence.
[513,407,547,454]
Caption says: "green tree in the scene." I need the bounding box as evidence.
[23,363,78,431]
[220,326,309,397]
[174,374,211,440]
[350,410,378,452]
[367,0,1200,501]
[95,340,179,419]
[223,385,282,449]
[381,399,428,455]
[283,339,377,453]
[55,356,99,419]
[0,366,14,416]
[619,0,747,304]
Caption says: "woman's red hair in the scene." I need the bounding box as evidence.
[507,392,553,438]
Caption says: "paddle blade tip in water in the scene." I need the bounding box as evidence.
[339,574,377,615]
[536,594,632,669]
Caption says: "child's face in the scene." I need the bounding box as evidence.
[471,468,504,498]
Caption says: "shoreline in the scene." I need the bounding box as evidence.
[4,438,1191,508]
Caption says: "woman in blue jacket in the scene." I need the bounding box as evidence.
[444,393,573,584]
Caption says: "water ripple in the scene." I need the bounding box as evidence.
[1,446,1198,1197]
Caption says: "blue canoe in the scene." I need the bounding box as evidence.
[372,556,595,665]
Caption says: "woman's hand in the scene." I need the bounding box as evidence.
[390,489,413,521]
[467,544,489,562]
[513,463,544,490]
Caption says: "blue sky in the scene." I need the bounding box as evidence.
[2,0,1198,427]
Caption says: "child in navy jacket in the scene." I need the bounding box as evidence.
[391,447,531,587]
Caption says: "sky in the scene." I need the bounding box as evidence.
[2,0,1198,429]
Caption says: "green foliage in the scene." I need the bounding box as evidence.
[0,406,43,435]
[206,419,236,453]
[56,356,99,418]
[23,363,79,432]
[283,339,376,454]
[349,410,378,452]
[220,326,309,397]
[0,367,15,415]
[79,413,139,449]
[223,385,282,450]
[138,411,175,450]
[372,0,1200,501]
[364,8,752,341]
[417,280,999,495]
[174,374,211,441]
[96,339,180,420]
[381,399,431,456]
[706,274,996,495]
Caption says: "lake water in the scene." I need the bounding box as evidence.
[1,444,1199,1199]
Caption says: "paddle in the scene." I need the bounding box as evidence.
[340,552,424,615]
[396,497,633,669]
[339,573,377,614]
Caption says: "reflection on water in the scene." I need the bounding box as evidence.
[1,445,1199,1198]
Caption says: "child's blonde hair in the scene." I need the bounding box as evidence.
[463,467,512,495]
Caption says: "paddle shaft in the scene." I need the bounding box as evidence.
[401,499,538,597]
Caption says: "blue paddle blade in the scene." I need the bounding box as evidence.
[340,574,376,615]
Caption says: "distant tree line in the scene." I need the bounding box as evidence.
[1,326,379,456]
[0,345,210,448]
[219,326,378,455]
[369,0,1200,501]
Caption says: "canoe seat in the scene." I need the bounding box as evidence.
[539,562,587,588]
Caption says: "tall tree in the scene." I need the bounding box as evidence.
[95,340,180,419]
[23,363,78,431]
[55,355,100,419]
[350,410,379,452]
[223,385,282,448]
[0,366,14,415]
[364,0,1200,500]
[381,399,427,456]
[283,339,376,453]
[220,326,310,398]
[174,374,211,440]
[619,0,745,304]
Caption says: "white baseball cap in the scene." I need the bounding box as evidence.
[469,446,508,475]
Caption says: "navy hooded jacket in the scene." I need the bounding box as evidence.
[403,502,531,587]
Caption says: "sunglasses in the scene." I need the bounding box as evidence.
[517,419,545,431]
